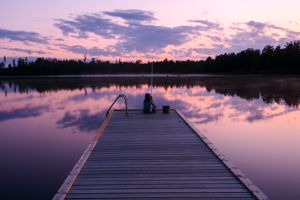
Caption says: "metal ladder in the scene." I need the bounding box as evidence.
[106,94,128,117]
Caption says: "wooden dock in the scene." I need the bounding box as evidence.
[54,109,268,200]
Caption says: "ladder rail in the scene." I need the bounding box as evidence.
[106,94,128,117]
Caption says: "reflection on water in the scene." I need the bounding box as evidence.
[0,76,299,200]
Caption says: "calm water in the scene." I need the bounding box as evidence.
[0,75,300,200]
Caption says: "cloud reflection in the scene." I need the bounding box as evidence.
[0,76,299,133]
[0,105,48,122]
[57,109,103,132]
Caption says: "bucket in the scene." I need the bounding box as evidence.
[162,105,170,113]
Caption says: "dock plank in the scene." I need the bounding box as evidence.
[55,110,267,200]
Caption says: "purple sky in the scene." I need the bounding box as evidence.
[1,0,300,61]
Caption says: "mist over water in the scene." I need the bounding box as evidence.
[0,75,300,200]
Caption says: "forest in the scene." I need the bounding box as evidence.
[0,41,300,75]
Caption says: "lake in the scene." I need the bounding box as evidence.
[0,75,299,200]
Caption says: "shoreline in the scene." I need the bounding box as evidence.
[1,73,300,79]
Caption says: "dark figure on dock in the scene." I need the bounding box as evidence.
[143,93,157,113]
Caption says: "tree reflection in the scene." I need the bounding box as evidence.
[0,76,299,107]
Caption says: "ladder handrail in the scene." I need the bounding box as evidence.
[106,94,128,117]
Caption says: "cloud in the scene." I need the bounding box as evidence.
[0,105,48,122]
[1,9,300,60]
[54,14,125,39]
[246,21,267,30]
[174,20,300,58]
[103,9,156,24]
[188,19,223,30]
[54,10,218,55]
[116,24,201,52]
[168,43,228,59]
[206,35,222,42]
[0,28,48,44]
[0,47,47,55]
[189,44,228,56]
[226,21,300,52]
[54,11,300,59]
[60,44,120,57]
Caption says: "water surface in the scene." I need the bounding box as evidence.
[0,75,299,200]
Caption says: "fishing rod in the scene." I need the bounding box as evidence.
[150,62,153,95]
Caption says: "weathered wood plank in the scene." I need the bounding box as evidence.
[66,192,254,198]
[69,188,250,193]
[71,183,245,189]
[75,176,238,181]
[65,198,255,200]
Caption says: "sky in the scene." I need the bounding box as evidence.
[1,0,300,61]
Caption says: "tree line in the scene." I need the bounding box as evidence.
[1,41,300,75]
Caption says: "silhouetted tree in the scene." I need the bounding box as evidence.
[136,59,142,64]
[3,56,6,66]
[83,53,87,63]
[12,59,16,67]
